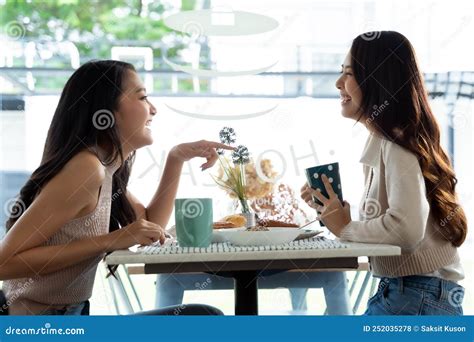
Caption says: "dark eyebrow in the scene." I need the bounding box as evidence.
[135,87,147,93]
[341,64,352,69]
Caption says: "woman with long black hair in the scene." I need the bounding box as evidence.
[0,60,231,315]
[301,31,467,315]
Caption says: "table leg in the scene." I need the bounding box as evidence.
[233,270,258,315]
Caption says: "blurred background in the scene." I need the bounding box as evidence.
[1,0,473,315]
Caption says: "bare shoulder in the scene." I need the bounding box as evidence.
[1,150,108,256]
[61,150,106,186]
[40,149,106,207]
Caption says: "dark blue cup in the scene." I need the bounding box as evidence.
[305,162,344,227]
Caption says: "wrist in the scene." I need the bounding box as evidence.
[97,232,116,253]
[337,220,352,237]
[167,148,185,168]
[168,146,184,163]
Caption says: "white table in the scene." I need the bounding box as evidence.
[106,238,401,315]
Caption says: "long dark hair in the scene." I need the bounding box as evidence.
[6,60,137,236]
[350,31,467,246]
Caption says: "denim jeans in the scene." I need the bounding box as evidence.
[365,276,464,315]
[156,271,351,315]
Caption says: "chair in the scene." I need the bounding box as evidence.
[0,289,8,315]
[0,171,30,239]
[105,264,144,315]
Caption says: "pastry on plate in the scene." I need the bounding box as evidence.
[213,221,237,229]
[213,214,247,229]
[223,214,247,227]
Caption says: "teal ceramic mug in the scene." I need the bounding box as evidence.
[175,198,213,247]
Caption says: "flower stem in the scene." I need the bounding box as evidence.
[240,198,250,213]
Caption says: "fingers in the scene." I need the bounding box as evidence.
[143,228,166,245]
[138,219,161,229]
[309,201,323,213]
[201,148,219,171]
[305,199,318,209]
[311,187,329,205]
[300,183,310,193]
[321,174,337,197]
[203,141,235,151]
[158,229,166,244]
[300,185,312,201]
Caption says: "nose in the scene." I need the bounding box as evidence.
[149,101,157,116]
[335,74,343,90]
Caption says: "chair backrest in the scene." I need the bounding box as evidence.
[0,171,31,239]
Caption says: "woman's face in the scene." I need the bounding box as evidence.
[335,52,363,121]
[115,70,157,153]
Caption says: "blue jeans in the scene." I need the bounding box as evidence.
[365,276,464,315]
[156,271,352,315]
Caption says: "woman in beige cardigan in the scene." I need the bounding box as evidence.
[301,31,467,315]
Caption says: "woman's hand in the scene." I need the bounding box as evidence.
[169,140,235,171]
[104,219,167,251]
[300,174,352,236]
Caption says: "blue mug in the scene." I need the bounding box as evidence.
[305,162,344,227]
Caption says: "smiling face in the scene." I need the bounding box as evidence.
[114,70,157,153]
[335,52,363,121]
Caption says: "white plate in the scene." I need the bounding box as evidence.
[212,227,245,243]
[215,227,301,246]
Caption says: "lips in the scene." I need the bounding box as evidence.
[145,120,152,131]
[340,93,352,105]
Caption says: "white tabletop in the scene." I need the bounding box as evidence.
[105,239,401,265]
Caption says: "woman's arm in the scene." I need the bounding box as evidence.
[0,217,166,280]
[143,152,183,227]
[0,235,111,280]
[135,140,234,228]
[340,140,429,249]
[0,151,107,279]
[0,151,167,281]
